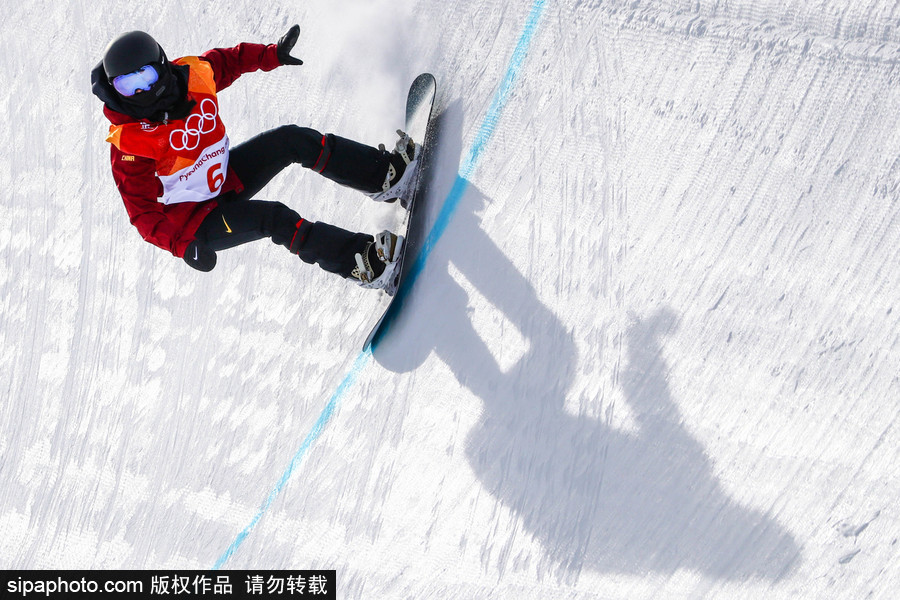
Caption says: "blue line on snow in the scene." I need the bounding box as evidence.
[213,0,547,568]
[374,0,547,341]
[213,349,372,570]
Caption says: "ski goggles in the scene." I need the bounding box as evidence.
[112,65,159,97]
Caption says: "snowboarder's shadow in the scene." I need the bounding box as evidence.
[373,101,800,582]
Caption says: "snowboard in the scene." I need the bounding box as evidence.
[362,73,437,351]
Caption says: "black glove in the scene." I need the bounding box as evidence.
[184,240,217,272]
[277,24,304,66]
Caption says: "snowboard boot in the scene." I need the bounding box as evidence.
[351,230,404,292]
[365,130,421,204]
[288,219,372,278]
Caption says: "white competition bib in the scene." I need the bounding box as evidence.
[158,134,230,205]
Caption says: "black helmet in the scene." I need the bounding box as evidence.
[102,31,166,80]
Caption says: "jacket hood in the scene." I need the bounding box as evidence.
[91,61,135,122]
[91,60,194,123]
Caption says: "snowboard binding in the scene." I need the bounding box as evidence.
[366,130,421,204]
[352,230,405,293]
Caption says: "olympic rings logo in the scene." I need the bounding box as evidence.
[169,99,219,152]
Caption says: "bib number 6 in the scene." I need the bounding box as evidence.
[207,163,225,193]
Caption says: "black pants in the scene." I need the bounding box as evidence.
[195,125,391,277]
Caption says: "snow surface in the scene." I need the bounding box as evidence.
[2,0,900,597]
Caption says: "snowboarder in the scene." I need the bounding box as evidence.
[91,26,415,289]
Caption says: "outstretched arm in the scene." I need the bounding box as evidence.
[200,25,304,91]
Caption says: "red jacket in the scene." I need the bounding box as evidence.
[101,43,283,258]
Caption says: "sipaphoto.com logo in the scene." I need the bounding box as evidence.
[5,574,142,597]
